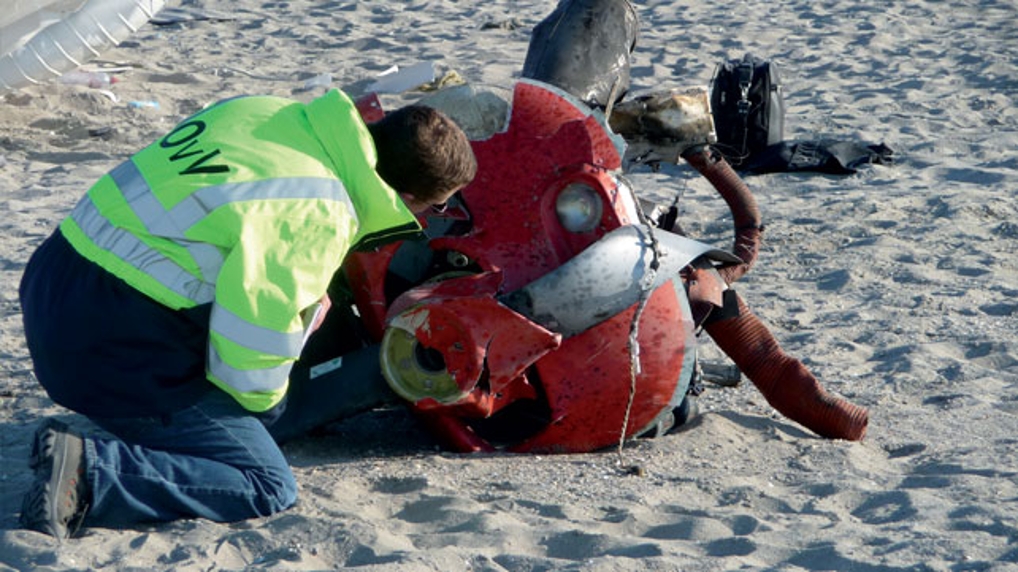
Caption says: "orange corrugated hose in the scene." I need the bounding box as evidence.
[683,147,762,285]
[681,147,868,440]
[704,292,869,440]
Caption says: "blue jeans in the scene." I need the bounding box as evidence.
[80,344,395,527]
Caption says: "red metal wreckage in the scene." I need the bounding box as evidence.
[344,79,869,454]
[330,0,868,454]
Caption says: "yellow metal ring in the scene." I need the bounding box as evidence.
[380,322,467,405]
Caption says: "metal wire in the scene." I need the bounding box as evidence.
[615,174,664,470]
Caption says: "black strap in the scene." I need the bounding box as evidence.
[734,58,755,160]
[736,56,754,116]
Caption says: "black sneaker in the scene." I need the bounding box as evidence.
[20,419,89,540]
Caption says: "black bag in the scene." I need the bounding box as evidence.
[710,53,785,167]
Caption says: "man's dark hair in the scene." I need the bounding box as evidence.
[367,105,477,203]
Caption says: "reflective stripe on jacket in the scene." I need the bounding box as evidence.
[59,89,420,412]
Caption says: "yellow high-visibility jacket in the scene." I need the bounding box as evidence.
[59,89,420,412]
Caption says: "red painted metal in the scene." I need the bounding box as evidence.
[344,81,694,453]
[512,284,692,454]
[354,92,385,123]
[429,82,632,292]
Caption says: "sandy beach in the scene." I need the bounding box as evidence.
[1,0,1017,570]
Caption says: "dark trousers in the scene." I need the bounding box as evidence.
[20,231,399,526]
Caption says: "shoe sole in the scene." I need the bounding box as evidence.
[23,419,84,539]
